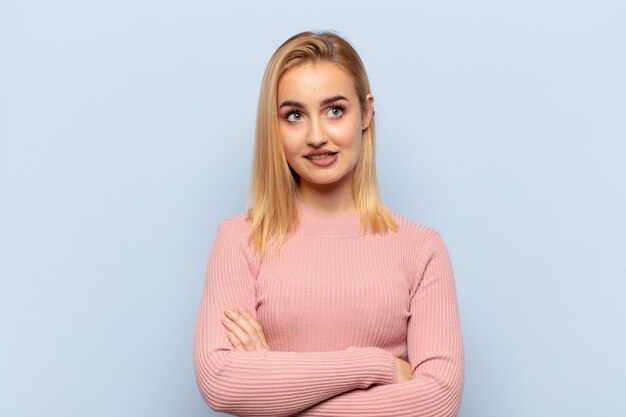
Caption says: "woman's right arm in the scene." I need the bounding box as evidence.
[193,219,398,417]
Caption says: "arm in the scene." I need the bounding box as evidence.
[293,232,464,417]
[193,219,398,417]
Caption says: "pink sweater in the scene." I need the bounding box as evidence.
[194,197,464,417]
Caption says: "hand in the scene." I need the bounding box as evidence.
[394,357,413,383]
[222,306,270,352]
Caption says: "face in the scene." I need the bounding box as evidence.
[277,61,373,194]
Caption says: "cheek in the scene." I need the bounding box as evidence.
[279,128,301,160]
[326,123,361,148]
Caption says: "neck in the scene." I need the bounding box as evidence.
[294,196,362,237]
[296,176,356,215]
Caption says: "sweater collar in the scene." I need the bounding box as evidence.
[294,196,363,237]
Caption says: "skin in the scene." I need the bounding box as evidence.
[221,61,413,383]
[278,61,373,214]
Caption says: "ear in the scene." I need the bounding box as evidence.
[362,93,374,130]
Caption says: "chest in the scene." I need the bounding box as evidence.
[254,236,412,350]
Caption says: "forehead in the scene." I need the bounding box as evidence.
[277,61,357,101]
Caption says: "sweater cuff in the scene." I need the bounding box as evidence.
[345,346,398,387]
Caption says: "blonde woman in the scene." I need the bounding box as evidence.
[194,31,464,417]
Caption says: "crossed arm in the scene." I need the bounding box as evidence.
[193,220,464,417]
[221,306,413,380]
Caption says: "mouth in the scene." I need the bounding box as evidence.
[305,152,338,160]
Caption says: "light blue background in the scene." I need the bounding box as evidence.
[1,1,625,416]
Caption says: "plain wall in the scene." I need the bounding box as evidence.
[1,1,625,416]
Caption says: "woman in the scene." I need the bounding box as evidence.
[194,31,464,417]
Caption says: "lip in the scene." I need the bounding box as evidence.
[306,152,338,167]
[304,149,338,157]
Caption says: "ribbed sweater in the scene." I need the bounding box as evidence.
[194,197,464,417]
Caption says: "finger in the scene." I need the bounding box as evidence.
[235,308,269,351]
[221,316,253,350]
[222,313,260,351]
[231,312,267,351]
[237,307,270,350]
[224,309,267,351]
[227,331,245,351]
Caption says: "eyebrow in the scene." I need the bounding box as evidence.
[278,95,349,109]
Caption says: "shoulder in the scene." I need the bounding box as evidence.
[384,206,442,246]
[383,207,453,286]
[382,206,452,263]
[212,213,260,268]
[211,213,253,249]
[216,213,251,234]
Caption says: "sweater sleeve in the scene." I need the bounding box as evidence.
[292,232,464,417]
[193,218,398,417]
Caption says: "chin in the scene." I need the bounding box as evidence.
[300,175,349,188]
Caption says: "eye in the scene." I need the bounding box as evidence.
[285,111,304,123]
[326,104,346,119]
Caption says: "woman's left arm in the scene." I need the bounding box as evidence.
[292,232,465,417]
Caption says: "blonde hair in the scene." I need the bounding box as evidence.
[246,30,398,257]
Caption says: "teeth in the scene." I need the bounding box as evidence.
[309,153,334,160]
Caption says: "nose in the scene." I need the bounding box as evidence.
[306,118,328,147]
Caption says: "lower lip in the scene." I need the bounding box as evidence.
[306,153,338,167]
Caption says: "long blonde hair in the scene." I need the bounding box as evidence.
[247,30,398,257]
